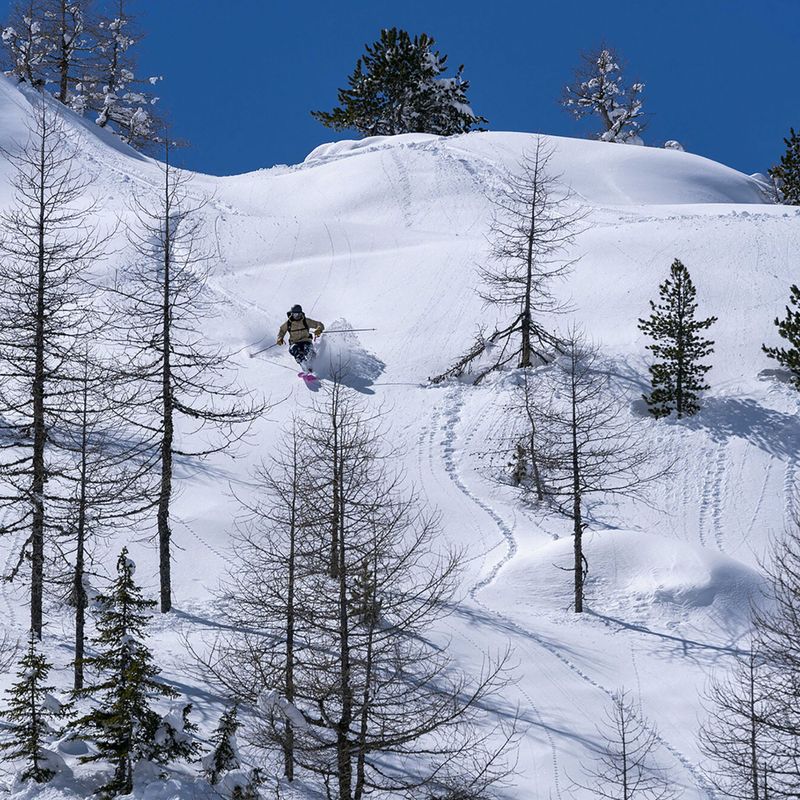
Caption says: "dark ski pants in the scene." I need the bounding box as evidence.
[289,341,313,367]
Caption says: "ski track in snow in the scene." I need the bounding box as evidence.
[436,383,715,799]
[433,386,562,796]
[785,457,800,528]
[744,453,773,555]
[708,441,728,553]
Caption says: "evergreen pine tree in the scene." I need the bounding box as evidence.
[72,548,179,797]
[311,27,486,136]
[763,284,800,389]
[769,128,800,205]
[0,631,58,783]
[149,703,199,765]
[638,258,717,418]
[203,705,240,785]
[231,768,263,800]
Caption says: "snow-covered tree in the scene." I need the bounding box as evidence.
[83,0,162,148]
[41,0,91,108]
[1,0,162,148]
[638,259,717,418]
[769,128,800,205]
[1,1,50,87]
[312,27,486,136]
[1,0,91,106]
[72,548,183,797]
[149,703,199,766]
[0,631,59,784]
[763,284,800,390]
[203,705,241,785]
[562,46,645,144]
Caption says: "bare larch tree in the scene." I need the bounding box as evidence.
[198,381,515,799]
[528,331,662,612]
[699,647,773,800]
[573,689,682,800]
[432,138,583,384]
[52,350,157,689]
[112,144,264,613]
[0,98,105,637]
[747,511,800,796]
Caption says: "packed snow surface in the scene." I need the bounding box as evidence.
[0,75,798,798]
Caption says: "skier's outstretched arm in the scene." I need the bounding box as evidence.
[308,318,325,339]
[277,320,289,345]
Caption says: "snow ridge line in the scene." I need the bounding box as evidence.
[437,384,715,800]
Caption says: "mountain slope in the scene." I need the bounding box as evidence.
[0,75,797,799]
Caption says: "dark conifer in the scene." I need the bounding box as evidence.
[72,548,178,797]
[763,284,800,389]
[203,705,240,785]
[0,631,58,783]
[312,27,485,136]
[769,128,800,205]
[638,259,717,418]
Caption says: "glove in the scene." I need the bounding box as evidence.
[314,332,322,341]
[277,338,285,346]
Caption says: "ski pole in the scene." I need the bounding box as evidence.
[249,342,280,358]
[323,328,377,333]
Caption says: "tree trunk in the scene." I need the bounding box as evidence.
[57,0,69,104]
[621,708,629,800]
[354,553,377,800]
[336,485,353,800]
[571,360,583,613]
[73,371,89,690]
[330,399,341,579]
[520,181,538,368]
[30,119,48,639]
[284,438,298,781]
[749,654,759,800]
[158,169,173,613]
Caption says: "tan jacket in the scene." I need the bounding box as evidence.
[278,316,324,345]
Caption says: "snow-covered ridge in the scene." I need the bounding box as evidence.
[301,128,769,206]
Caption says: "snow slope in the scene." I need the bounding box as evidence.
[0,74,798,798]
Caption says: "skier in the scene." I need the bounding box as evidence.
[277,304,325,372]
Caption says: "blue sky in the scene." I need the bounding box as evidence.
[1,0,797,176]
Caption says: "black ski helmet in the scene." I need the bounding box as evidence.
[288,304,304,318]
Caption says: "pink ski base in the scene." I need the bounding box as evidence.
[298,371,318,384]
